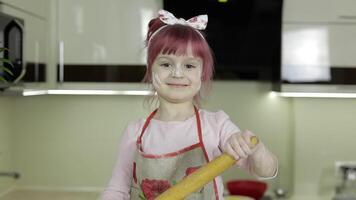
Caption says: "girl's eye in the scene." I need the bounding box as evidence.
[160,63,171,68]
[185,64,196,69]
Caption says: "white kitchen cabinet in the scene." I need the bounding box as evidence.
[283,0,356,23]
[274,0,356,93]
[0,0,48,82]
[58,0,162,65]
[0,0,47,19]
[283,0,332,23]
[282,24,331,82]
[282,0,356,85]
[1,0,163,94]
[282,23,356,83]
[284,23,356,68]
[329,24,356,67]
[329,0,356,23]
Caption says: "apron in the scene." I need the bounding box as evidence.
[130,107,219,200]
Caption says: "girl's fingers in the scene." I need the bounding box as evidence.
[242,130,257,148]
[225,131,261,160]
[225,143,239,160]
[230,136,248,159]
[238,136,253,155]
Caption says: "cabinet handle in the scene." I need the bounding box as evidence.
[35,42,40,82]
[59,41,64,83]
[338,15,356,20]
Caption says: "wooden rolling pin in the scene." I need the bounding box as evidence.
[156,136,259,200]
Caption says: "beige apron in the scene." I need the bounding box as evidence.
[130,107,219,200]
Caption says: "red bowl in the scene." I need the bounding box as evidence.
[226,180,267,200]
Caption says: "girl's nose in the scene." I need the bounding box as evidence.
[172,65,184,78]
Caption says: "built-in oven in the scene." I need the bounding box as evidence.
[0,12,24,83]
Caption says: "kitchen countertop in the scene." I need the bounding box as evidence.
[288,194,333,200]
[225,196,254,200]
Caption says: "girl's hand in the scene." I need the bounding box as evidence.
[223,130,278,178]
[223,130,258,160]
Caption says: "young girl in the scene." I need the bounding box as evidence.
[102,10,278,200]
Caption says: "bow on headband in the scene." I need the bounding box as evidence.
[158,10,208,30]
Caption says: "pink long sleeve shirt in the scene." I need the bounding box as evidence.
[101,109,254,200]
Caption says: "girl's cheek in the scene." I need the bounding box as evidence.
[195,69,202,91]
[196,80,201,91]
[152,72,162,89]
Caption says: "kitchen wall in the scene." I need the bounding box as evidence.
[205,81,294,192]
[292,98,356,199]
[0,97,15,195]
[7,81,293,193]
[9,92,148,191]
[2,81,356,199]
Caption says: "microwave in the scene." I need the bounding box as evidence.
[0,12,24,83]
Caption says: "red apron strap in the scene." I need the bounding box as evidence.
[194,106,210,162]
[194,106,220,200]
[194,106,204,146]
[136,109,158,151]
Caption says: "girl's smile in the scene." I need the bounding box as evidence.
[166,82,189,87]
[151,45,203,103]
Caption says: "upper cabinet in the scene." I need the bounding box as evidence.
[1,0,47,18]
[284,0,356,23]
[1,0,162,88]
[0,0,48,82]
[58,0,161,65]
[329,25,356,67]
[281,0,356,86]
[57,0,162,83]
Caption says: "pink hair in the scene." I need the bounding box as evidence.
[143,17,215,104]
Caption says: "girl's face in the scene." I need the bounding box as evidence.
[151,46,203,104]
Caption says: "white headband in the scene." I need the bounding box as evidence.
[147,10,208,46]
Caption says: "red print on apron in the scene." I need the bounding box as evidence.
[130,107,219,200]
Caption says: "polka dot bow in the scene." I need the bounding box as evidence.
[158,10,208,30]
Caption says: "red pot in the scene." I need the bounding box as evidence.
[226,180,267,200]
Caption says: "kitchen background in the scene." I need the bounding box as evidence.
[0,0,356,200]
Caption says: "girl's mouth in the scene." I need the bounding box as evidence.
[167,83,189,87]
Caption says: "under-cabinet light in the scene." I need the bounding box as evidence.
[47,90,153,96]
[274,92,356,98]
[23,90,153,96]
[22,90,48,96]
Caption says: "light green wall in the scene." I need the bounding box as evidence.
[293,98,356,197]
[6,81,356,198]
[0,97,15,195]
[205,81,294,192]
[9,81,294,193]
[11,94,149,189]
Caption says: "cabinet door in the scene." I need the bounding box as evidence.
[57,0,161,82]
[1,1,48,82]
[329,25,356,67]
[283,0,333,22]
[282,23,356,84]
[1,0,47,18]
[330,0,356,22]
[284,0,356,23]
[282,24,331,82]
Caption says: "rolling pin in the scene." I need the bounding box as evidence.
[156,136,259,200]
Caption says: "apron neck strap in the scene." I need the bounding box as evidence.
[136,106,203,151]
[137,109,157,150]
[194,106,204,145]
